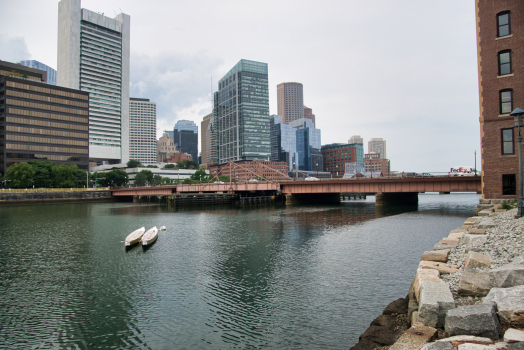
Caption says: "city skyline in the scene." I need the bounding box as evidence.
[1,0,479,172]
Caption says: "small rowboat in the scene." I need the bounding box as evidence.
[159,226,166,231]
[141,226,158,246]
[124,227,145,246]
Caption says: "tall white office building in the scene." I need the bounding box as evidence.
[129,98,156,165]
[368,138,387,159]
[57,0,130,164]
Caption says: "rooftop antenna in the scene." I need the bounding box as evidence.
[119,7,123,14]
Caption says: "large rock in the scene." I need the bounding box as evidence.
[422,249,450,263]
[383,297,408,315]
[448,232,465,240]
[457,270,492,297]
[419,261,459,275]
[457,344,492,349]
[469,228,487,235]
[462,234,488,246]
[444,303,501,339]
[437,335,493,344]
[418,281,455,328]
[421,342,455,350]
[478,218,495,228]
[478,210,493,217]
[489,256,524,288]
[505,328,524,343]
[508,343,524,350]
[389,325,437,350]
[414,269,444,302]
[434,239,459,251]
[484,286,524,327]
[464,251,493,269]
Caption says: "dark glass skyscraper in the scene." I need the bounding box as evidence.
[214,59,270,165]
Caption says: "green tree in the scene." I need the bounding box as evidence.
[191,168,208,182]
[51,164,79,188]
[133,170,154,186]
[31,160,54,188]
[161,177,172,185]
[218,175,235,183]
[164,163,175,169]
[5,162,35,188]
[75,168,88,188]
[175,160,198,169]
[96,169,128,187]
[146,165,158,168]
[151,174,162,186]
[126,159,142,168]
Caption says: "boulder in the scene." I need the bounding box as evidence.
[457,270,492,297]
[484,286,524,327]
[388,325,437,350]
[437,335,493,344]
[444,303,501,339]
[505,328,524,343]
[353,313,409,349]
[421,341,455,350]
[508,343,524,350]
[464,251,493,269]
[419,261,459,275]
[468,228,486,235]
[383,297,409,315]
[489,256,524,288]
[478,210,493,217]
[448,232,465,240]
[413,269,444,302]
[418,281,455,328]
[478,218,495,229]
[422,249,450,263]
[462,234,488,246]
[450,228,468,234]
[434,239,459,251]
[457,344,492,349]
[349,338,379,350]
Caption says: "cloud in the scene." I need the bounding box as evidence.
[130,50,224,139]
[0,33,31,63]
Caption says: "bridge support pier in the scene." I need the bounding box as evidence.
[285,193,341,205]
[375,192,418,206]
[133,196,139,203]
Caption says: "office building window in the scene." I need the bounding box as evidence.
[502,128,514,155]
[497,11,511,37]
[500,90,513,114]
[499,51,512,75]
[502,174,516,195]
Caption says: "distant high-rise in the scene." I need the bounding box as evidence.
[173,120,198,163]
[57,0,130,165]
[129,98,156,165]
[201,113,214,166]
[214,59,270,165]
[303,105,316,126]
[348,135,364,144]
[277,82,304,124]
[19,60,57,85]
[368,138,386,159]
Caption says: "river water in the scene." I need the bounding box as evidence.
[0,193,480,349]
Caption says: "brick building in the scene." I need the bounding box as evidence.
[164,152,192,164]
[364,153,390,176]
[208,160,290,182]
[477,0,524,198]
[321,143,364,177]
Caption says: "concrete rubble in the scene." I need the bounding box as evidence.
[350,201,524,350]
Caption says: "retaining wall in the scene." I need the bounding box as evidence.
[0,190,111,204]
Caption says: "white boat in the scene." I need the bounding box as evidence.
[124,227,145,246]
[141,226,158,246]
[159,226,166,231]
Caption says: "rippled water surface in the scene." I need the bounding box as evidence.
[0,193,480,349]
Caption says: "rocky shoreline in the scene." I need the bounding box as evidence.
[351,201,524,350]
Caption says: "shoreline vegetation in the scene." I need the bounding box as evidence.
[351,201,524,350]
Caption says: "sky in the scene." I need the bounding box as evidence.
[0,0,480,173]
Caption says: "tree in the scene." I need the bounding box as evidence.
[146,165,158,168]
[96,169,128,187]
[31,160,54,188]
[191,168,208,182]
[126,159,142,168]
[75,168,88,188]
[51,164,78,188]
[5,162,35,188]
[151,174,162,186]
[161,177,172,184]
[133,170,154,186]
[175,160,198,169]
[164,163,175,169]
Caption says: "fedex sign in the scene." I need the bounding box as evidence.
[450,166,474,173]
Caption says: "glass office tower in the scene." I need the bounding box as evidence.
[18,60,57,85]
[214,59,270,165]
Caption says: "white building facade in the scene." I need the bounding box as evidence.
[57,0,130,164]
[129,98,156,165]
[368,138,387,159]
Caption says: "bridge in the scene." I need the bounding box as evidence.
[111,175,481,205]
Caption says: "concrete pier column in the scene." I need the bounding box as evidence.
[133,196,139,203]
[375,192,418,206]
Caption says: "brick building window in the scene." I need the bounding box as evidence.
[502,128,514,155]
[502,174,516,195]
[499,50,512,75]
[497,11,511,37]
[500,90,513,114]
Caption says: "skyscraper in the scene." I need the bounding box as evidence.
[368,138,387,159]
[214,59,270,165]
[57,0,130,165]
[18,60,57,85]
[303,105,316,125]
[129,98,156,165]
[348,135,364,145]
[200,113,213,166]
[173,120,198,163]
[277,82,303,124]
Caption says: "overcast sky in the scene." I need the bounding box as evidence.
[0,0,480,173]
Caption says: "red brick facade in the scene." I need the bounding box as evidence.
[477,0,524,198]
[364,153,391,175]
